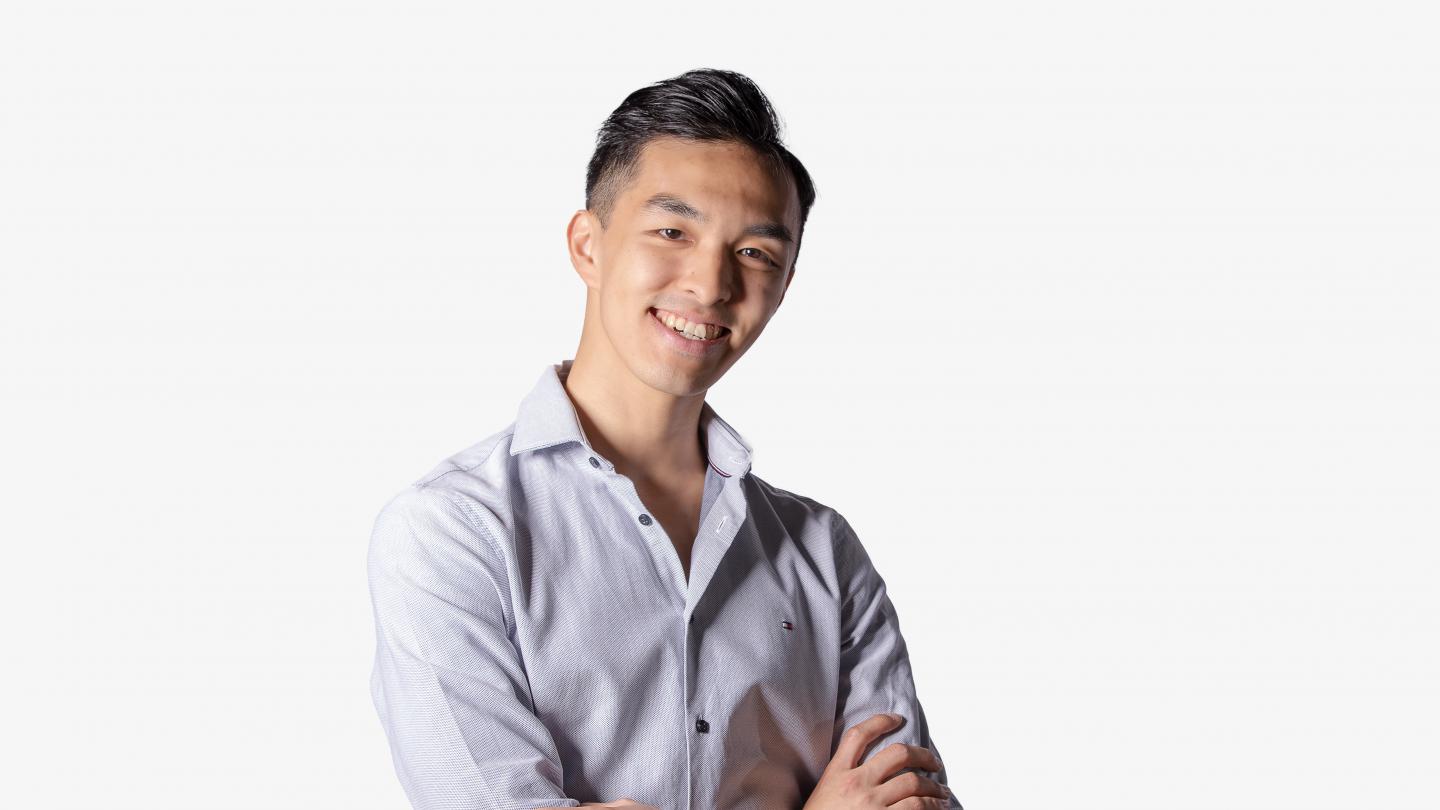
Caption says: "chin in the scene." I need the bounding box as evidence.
[644,363,713,396]
[632,350,726,396]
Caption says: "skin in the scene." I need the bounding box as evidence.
[562,135,799,579]
[550,715,950,810]
[554,136,951,808]
[801,714,952,810]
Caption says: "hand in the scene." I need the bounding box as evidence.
[578,801,660,809]
[802,712,951,809]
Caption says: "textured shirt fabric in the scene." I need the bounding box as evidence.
[367,359,961,810]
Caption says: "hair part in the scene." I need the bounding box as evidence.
[584,68,817,271]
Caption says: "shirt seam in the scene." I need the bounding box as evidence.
[415,476,517,640]
[414,429,514,489]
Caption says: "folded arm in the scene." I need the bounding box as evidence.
[831,512,963,810]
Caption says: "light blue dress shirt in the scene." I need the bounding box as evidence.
[368,359,961,810]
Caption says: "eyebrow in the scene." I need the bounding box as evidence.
[642,193,794,245]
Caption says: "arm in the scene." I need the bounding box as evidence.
[831,512,963,810]
[368,485,579,810]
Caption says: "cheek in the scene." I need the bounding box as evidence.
[631,246,686,282]
[738,285,785,336]
[606,247,681,295]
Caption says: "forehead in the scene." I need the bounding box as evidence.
[617,137,799,226]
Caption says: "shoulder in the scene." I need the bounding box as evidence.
[746,472,885,595]
[747,471,839,523]
[369,423,521,572]
[409,423,517,491]
[745,471,866,565]
[366,425,527,628]
[744,473,883,610]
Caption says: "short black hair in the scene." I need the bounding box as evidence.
[584,68,817,271]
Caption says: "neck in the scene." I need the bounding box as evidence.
[561,342,708,485]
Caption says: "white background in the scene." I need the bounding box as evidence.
[2,2,1436,808]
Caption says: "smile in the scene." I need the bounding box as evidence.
[651,307,730,340]
[649,307,729,356]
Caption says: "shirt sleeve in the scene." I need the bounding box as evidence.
[367,484,580,810]
[832,512,964,810]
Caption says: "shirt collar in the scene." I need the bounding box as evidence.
[510,359,754,478]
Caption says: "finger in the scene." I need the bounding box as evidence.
[887,797,947,810]
[832,712,905,772]
[875,770,950,806]
[862,742,943,783]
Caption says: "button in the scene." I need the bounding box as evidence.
[588,456,601,468]
[695,717,709,733]
[638,513,653,526]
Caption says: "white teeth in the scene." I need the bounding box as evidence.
[657,310,724,340]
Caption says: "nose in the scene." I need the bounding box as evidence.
[682,245,736,306]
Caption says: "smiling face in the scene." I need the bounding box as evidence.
[567,136,802,396]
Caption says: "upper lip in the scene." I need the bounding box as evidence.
[651,307,731,332]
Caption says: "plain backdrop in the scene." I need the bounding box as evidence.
[1,2,1436,808]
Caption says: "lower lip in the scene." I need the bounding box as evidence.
[649,308,729,357]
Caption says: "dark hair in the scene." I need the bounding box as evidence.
[584,68,817,271]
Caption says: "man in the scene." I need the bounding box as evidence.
[367,68,962,810]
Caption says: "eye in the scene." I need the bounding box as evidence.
[740,247,776,266]
[657,228,684,240]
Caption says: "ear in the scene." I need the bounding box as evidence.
[567,209,602,291]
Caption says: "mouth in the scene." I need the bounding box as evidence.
[648,307,730,355]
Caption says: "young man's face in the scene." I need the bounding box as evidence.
[570,136,802,397]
